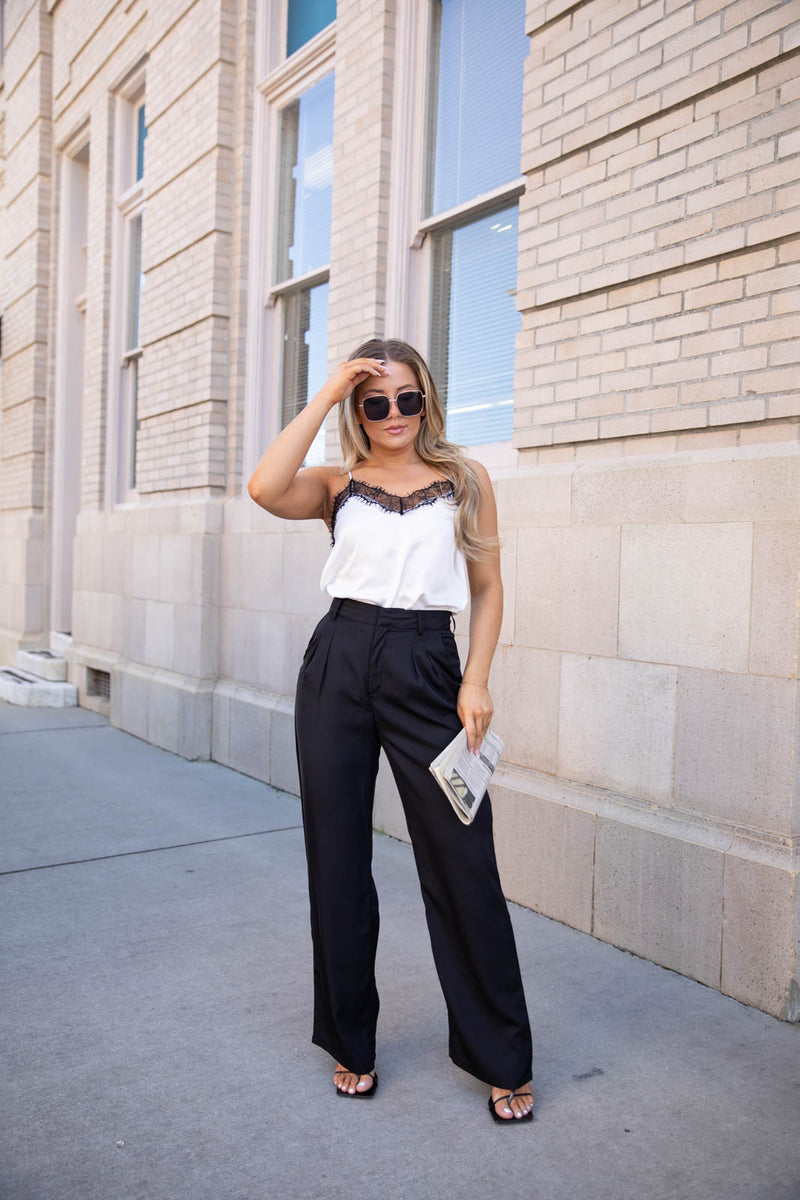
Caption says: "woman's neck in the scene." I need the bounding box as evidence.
[359,445,425,472]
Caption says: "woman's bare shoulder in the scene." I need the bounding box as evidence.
[321,465,350,495]
[463,457,492,488]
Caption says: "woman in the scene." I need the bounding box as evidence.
[248,338,533,1123]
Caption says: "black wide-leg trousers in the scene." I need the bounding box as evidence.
[294,597,532,1090]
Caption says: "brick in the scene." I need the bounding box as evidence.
[770,340,800,367]
[711,347,770,376]
[746,211,800,246]
[627,340,680,368]
[686,278,743,308]
[711,296,771,327]
[627,385,679,412]
[767,393,800,419]
[652,407,708,432]
[746,263,800,295]
[656,212,714,247]
[683,327,745,364]
[719,247,776,279]
[739,420,799,446]
[743,316,800,346]
[577,393,625,419]
[771,288,800,315]
[599,412,651,438]
[686,176,747,218]
[708,397,767,425]
[656,312,710,339]
[553,418,599,443]
[744,367,800,394]
[777,237,800,263]
[652,358,711,385]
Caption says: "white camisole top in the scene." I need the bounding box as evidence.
[320,474,470,612]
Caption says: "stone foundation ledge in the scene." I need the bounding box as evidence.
[210,680,299,796]
[68,645,215,757]
[491,762,799,1023]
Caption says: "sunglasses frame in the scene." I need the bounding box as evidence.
[356,390,426,423]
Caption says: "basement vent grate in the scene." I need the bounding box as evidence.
[87,668,111,699]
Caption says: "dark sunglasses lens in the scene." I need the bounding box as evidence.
[362,396,390,421]
[396,390,424,416]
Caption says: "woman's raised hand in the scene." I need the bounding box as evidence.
[318,358,390,410]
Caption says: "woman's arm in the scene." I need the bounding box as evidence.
[247,357,388,519]
[458,459,503,752]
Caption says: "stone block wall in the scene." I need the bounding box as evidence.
[486,449,800,1020]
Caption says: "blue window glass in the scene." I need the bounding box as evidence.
[136,103,147,182]
[431,207,519,445]
[429,0,527,216]
[277,72,334,281]
[287,0,336,58]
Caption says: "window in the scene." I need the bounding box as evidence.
[286,0,336,58]
[424,0,527,446]
[108,84,147,504]
[244,5,335,479]
[271,70,334,467]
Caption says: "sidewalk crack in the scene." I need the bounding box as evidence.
[0,825,304,876]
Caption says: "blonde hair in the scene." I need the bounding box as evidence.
[337,338,496,561]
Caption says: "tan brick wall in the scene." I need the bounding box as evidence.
[135,0,236,495]
[516,0,800,458]
[0,0,51,519]
[327,0,396,363]
[223,0,255,494]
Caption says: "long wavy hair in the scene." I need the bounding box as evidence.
[337,337,496,561]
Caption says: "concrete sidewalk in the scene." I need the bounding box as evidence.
[1,700,798,1200]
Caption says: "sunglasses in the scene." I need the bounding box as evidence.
[357,390,425,422]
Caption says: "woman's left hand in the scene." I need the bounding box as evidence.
[457,682,494,754]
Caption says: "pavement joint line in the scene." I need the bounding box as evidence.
[0,824,305,877]
[0,723,110,736]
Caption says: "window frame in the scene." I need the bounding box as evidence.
[386,0,525,469]
[106,73,147,507]
[243,17,335,483]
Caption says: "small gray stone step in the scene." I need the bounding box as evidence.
[18,649,68,682]
[50,631,72,656]
[0,667,78,707]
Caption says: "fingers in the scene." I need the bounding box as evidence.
[342,357,390,386]
[324,358,390,408]
[457,683,493,753]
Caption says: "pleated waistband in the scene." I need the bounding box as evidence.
[328,597,454,631]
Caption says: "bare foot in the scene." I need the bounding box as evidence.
[334,1063,377,1095]
[490,1083,534,1120]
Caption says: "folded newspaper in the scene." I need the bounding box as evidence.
[429,727,504,825]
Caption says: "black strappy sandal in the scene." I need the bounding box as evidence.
[488,1089,534,1124]
[334,1069,379,1099]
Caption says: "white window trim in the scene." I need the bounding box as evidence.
[51,122,90,633]
[386,1,521,471]
[105,71,147,508]
[242,16,335,484]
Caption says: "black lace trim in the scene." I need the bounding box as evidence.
[329,478,454,544]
